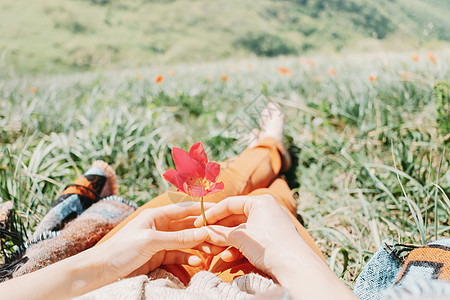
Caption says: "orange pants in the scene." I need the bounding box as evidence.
[98,137,325,285]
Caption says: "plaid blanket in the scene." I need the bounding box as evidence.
[0,161,136,282]
[32,160,119,239]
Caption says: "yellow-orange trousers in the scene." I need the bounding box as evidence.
[98,137,325,285]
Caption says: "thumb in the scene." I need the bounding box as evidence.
[151,228,208,251]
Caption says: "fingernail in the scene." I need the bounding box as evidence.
[202,245,211,254]
[188,256,202,266]
[221,250,231,260]
[193,218,202,228]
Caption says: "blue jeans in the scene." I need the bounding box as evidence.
[354,238,450,300]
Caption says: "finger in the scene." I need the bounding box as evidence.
[193,242,228,255]
[161,208,241,231]
[153,202,215,228]
[152,227,208,250]
[126,251,165,278]
[194,196,250,227]
[127,250,204,278]
[203,224,244,247]
[220,247,243,262]
[167,216,198,231]
[161,250,204,267]
[215,215,247,227]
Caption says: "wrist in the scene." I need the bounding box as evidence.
[266,237,319,275]
[67,246,113,297]
[268,242,357,300]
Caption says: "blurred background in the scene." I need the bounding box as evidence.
[0,0,449,76]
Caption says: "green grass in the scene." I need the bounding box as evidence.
[0,51,449,287]
[1,0,450,76]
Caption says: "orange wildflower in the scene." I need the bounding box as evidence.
[427,52,437,64]
[30,86,37,94]
[277,67,292,75]
[155,75,164,83]
[221,75,228,82]
[411,54,419,62]
[168,70,176,76]
[369,75,377,83]
[328,68,336,75]
[136,74,143,81]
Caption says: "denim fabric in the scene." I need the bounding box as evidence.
[353,241,402,300]
[428,237,450,248]
[354,238,450,300]
[383,279,450,300]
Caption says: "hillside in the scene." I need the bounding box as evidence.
[0,0,449,76]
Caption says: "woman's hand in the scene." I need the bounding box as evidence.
[0,202,214,300]
[193,195,309,276]
[194,195,357,300]
[98,202,212,280]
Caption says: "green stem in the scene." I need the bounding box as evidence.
[200,196,207,226]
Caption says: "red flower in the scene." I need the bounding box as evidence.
[163,142,224,198]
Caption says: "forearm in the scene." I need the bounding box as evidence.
[0,246,112,300]
[270,241,357,300]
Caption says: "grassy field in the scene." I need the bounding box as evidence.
[0,51,449,286]
[1,0,450,76]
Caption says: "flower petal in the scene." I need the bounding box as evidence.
[187,185,206,198]
[214,181,224,190]
[162,169,185,190]
[189,142,207,177]
[204,181,224,196]
[205,162,221,182]
[189,142,208,165]
[172,147,197,176]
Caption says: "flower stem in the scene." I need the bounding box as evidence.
[200,196,207,226]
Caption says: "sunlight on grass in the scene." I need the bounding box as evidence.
[0,51,449,286]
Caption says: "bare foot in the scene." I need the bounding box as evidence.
[246,128,260,149]
[259,102,284,142]
[258,102,291,171]
[244,102,291,171]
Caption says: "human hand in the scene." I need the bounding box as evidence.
[193,195,312,277]
[0,198,354,300]
[97,202,214,280]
